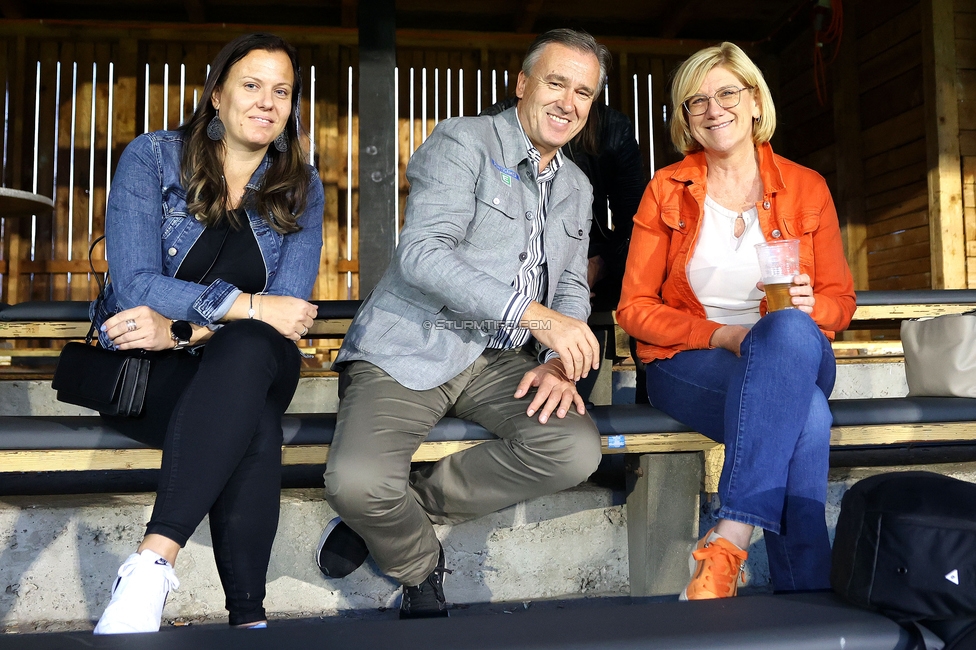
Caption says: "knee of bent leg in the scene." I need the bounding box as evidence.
[207,319,284,369]
[540,415,602,486]
[324,461,407,519]
[750,309,824,366]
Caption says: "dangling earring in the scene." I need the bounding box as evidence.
[273,129,289,153]
[207,110,225,141]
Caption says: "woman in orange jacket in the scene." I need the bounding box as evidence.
[617,42,855,600]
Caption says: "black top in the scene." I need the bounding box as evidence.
[176,209,266,294]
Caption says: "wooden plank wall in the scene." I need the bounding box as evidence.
[957,0,976,285]
[0,23,700,312]
[0,25,359,306]
[778,0,932,291]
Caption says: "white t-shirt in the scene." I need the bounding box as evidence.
[686,195,765,326]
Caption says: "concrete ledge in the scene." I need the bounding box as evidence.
[0,484,629,631]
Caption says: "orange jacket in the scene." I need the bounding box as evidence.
[617,142,856,363]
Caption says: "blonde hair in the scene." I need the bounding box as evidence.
[669,42,776,155]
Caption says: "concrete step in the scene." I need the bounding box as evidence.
[4,462,974,632]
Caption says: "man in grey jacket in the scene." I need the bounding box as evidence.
[318,29,610,619]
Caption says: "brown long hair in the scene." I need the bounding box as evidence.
[180,32,310,234]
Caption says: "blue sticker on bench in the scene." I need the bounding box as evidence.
[607,435,626,449]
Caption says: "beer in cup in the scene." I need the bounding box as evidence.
[755,239,800,312]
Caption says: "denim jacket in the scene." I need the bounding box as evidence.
[92,130,324,348]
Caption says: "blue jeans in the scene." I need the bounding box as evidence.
[644,309,835,592]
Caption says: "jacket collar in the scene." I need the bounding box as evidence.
[669,141,786,194]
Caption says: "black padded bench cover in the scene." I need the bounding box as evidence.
[0,300,365,322]
[4,398,976,452]
[855,288,976,306]
[0,593,921,650]
[0,300,91,321]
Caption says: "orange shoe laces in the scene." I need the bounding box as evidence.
[689,538,749,598]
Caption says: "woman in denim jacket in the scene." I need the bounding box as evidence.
[92,33,323,633]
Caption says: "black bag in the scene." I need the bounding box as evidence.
[52,236,151,417]
[52,341,150,416]
[831,471,976,621]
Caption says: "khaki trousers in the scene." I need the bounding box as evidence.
[323,348,602,586]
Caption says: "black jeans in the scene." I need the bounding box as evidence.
[102,319,301,625]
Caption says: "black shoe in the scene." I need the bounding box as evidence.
[316,517,370,578]
[399,546,452,619]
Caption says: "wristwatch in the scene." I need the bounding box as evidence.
[170,320,193,350]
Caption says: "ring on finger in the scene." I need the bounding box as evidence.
[300,325,308,337]
[125,319,137,332]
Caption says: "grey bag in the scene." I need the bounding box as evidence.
[901,312,976,397]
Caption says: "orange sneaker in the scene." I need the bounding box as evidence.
[679,528,748,600]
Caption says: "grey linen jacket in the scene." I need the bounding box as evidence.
[334,107,593,391]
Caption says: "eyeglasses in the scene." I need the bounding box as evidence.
[682,86,755,116]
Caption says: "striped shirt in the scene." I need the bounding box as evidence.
[487,117,564,352]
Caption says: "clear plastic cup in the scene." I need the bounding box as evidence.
[755,239,800,312]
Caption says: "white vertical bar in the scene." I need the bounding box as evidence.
[446,68,451,120]
[409,68,415,155]
[421,68,428,141]
[309,65,316,165]
[476,69,482,115]
[67,62,77,271]
[604,83,609,105]
[88,63,97,241]
[52,62,61,201]
[433,68,439,126]
[179,64,186,125]
[503,70,509,97]
[346,66,353,295]
[32,62,40,193]
[633,74,640,145]
[107,63,114,204]
[2,77,9,184]
[458,68,464,117]
[394,66,400,246]
[193,88,199,111]
[648,74,655,175]
[31,61,40,259]
[144,64,150,133]
[162,63,169,130]
[491,70,497,105]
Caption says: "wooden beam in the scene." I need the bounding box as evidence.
[184,0,206,23]
[922,0,967,288]
[341,0,357,29]
[514,0,545,34]
[357,0,397,295]
[4,423,976,473]
[832,10,869,290]
[657,0,701,39]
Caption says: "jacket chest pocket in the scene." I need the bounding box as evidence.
[660,208,689,267]
[468,177,521,250]
[782,211,819,268]
[161,189,190,239]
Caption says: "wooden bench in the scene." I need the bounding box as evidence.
[3,290,976,596]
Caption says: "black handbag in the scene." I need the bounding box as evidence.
[52,236,151,417]
[831,471,976,622]
[52,340,150,416]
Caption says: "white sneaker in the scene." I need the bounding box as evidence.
[93,550,180,634]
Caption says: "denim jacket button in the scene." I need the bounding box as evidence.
[519,252,527,261]
[492,197,500,205]
[763,200,771,210]
[771,229,782,238]
[167,247,178,256]
[525,211,533,220]
[679,220,686,229]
